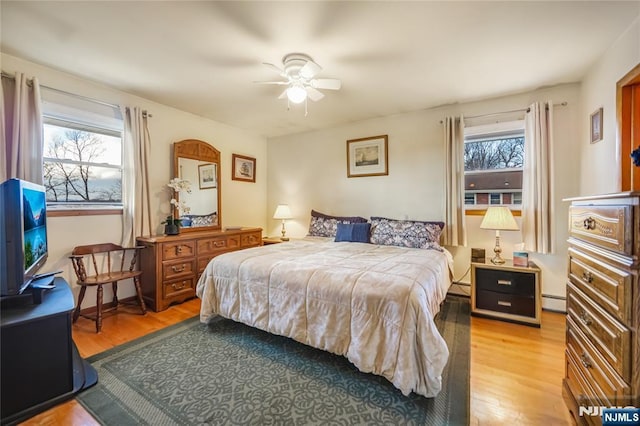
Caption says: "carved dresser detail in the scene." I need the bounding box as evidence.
[563,193,639,425]
[137,228,262,312]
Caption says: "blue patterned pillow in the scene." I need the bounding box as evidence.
[335,223,371,243]
[370,217,444,250]
[308,210,368,237]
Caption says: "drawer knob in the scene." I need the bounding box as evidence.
[583,217,596,230]
[582,271,593,283]
[497,279,512,286]
[497,300,512,307]
[580,311,592,326]
[171,264,186,273]
[176,245,183,254]
[580,352,592,369]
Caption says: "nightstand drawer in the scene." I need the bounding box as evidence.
[475,268,535,295]
[476,290,535,318]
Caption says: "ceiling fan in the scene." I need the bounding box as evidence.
[255,53,341,107]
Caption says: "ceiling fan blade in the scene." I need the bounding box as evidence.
[299,60,322,79]
[263,62,287,78]
[253,80,289,85]
[310,78,341,90]
[306,87,325,102]
[278,89,288,99]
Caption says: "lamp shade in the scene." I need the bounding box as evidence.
[480,206,519,231]
[273,204,292,220]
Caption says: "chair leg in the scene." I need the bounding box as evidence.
[96,284,103,333]
[133,276,147,315]
[112,281,118,307]
[73,286,87,323]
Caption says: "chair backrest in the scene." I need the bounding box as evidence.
[70,243,141,283]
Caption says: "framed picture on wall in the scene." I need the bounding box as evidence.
[346,135,389,178]
[590,107,603,144]
[232,154,256,183]
[198,163,217,189]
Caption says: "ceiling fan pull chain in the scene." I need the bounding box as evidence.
[305,98,308,117]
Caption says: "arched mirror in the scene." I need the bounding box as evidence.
[173,139,221,232]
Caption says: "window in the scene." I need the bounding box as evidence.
[41,87,123,212]
[463,120,524,211]
[43,119,122,205]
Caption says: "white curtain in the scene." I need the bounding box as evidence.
[1,73,44,183]
[121,107,152,246]
[443,115,467,246]
[522,102,554,254]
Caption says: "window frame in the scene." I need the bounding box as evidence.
[42,116,124,217]
[463,120,525,215]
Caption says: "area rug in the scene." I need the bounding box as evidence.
[77,296,470,425]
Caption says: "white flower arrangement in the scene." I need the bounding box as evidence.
[164,178,192,226]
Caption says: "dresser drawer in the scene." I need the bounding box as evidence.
[475,268,535,296]
[163,277,195,299]
[568,248,632,325]
[565,351,605,426]
[566,282,631,381]
[198,236,241,256]
[566,316,630,406]
[476,290,535,318]
[162,259,196,281]
[241,231,262,247]
[162,240,195,261]
[569,205,632,255]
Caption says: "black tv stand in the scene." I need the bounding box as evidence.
[0,277,98,425]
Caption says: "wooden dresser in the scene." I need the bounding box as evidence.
[136,228,262,312]
[563,193,639,425]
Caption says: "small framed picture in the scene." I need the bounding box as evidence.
[232,154,256,183]
[198,163,217,189]
[590,107,603,144]
[346,135,389,178]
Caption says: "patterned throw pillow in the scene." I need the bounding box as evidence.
[308,210,368,238]
[370,217,444,250]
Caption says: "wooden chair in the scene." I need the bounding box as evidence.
[69,243,147,333]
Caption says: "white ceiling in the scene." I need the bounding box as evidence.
[1,1,638,138]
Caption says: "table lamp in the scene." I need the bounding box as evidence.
[273,204,292,241]
[480,206,519,264]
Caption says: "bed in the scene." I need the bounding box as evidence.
[196,213,453,398]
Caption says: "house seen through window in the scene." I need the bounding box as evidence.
[463,121,524,210]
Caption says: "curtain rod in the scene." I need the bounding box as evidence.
[2,71,152,118]
[439,101,568,124]
[464,101,568,121]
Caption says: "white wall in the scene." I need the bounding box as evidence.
[579,16,640,194]
[267,84,582,311]
[2,53,268,307]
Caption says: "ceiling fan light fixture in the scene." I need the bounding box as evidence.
[286,83,307,104]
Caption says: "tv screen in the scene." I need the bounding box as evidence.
[22,186,48,275]
[0,178,49,296]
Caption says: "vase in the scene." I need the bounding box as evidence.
[164,223,179,235]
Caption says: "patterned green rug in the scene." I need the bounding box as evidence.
[77,296,470,425]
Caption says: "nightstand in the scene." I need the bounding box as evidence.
[471,259,541,327]
[262,237,284,245]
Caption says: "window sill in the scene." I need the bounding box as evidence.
[48,208,122,217]
[465,208,521,217]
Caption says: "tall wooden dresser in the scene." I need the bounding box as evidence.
[137,228,262,312]
[563,193,639,425]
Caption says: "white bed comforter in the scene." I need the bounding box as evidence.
[196,237,453,397]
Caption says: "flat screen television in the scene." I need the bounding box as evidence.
[0,178,49,296]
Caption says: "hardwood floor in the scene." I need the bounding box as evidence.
[19,297,572,426]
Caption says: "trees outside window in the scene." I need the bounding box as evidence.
[43,121,122,206]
